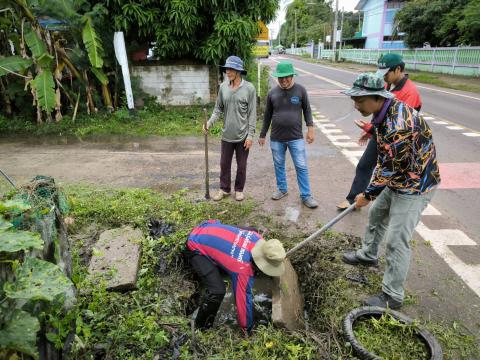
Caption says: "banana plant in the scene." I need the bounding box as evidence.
[0,0,113,120]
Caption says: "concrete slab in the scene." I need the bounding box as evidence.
[88,226,143,291]
[272,258,304,331]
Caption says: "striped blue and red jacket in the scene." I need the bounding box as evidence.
[187,220,262,330]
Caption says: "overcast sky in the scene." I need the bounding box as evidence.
[268,0,360,37]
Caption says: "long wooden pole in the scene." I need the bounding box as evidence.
[203,108,210,200]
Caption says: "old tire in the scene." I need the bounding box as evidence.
[343,306,443,360]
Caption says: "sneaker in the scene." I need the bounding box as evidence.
[235,192,245,201]
[337,200,352,211]
[271,190,288,200]
[342,251,378,267]
[302,197,318,209]
[363,292,402,309]
[212,189,230,201]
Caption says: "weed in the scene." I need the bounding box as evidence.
[353,313,429,360]
[43,185,480,359]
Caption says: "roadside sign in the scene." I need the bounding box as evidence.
[257,21,269,41]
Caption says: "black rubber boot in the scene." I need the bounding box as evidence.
[194,291,225,329]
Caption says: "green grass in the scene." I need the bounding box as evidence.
[408,73,480,93]
[31,184,480,359]
[0,104,224,139]
[295,56,480,94]
[0,60,271,140]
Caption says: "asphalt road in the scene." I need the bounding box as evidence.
[262,55,480,335]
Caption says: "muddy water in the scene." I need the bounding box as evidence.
[213,275,273,328]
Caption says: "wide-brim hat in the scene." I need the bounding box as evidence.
[271,61,297,77]
[220,55,247,75]
[342,72,394,99]
[251,238,286,277]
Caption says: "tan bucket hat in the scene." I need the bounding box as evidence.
[251,239,286,277]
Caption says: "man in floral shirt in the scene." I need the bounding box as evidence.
[341,72,440,309]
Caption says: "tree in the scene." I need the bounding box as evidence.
[458,0,480,45]
[278,0,333,47]
[396,0,479,48]
[90,0,279,65]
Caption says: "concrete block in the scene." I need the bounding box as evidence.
[88,226,143,291]
[272,258,305,330]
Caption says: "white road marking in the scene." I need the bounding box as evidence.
[326,135,351,141]
[446,126,463,130]
[320,129,342,134]
[341,149,359,166]
[313,118,330,123]
[423,116,435,120]
[433,121,449,125]
[416,223,480,298]
[341,150,365,157]
[322,123,337,128]
[422,204,442,216]
[463,132,480,137]
[332,141,361,148]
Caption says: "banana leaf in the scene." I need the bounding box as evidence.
[0,56,33,77]
[91,67,108,85]
[82,17,104,68]
[24,28,47,59]
[30,69,56,113]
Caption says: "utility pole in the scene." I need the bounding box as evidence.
[332,0,339,61]
[294,9,297,49]
[339,7,344,53]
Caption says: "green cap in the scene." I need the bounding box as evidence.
[271,61,297,77]
[376,53,404,76]
[342,72,394,99]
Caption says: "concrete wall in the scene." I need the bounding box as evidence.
[362,0,384,49]
[131,64,218,105]
[360,0,406,49]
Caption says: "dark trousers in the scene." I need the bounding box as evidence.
[220,139,249,193]
[346,138,378,203]
[184,248,226,329]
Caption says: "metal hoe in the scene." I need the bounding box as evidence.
[0,168,16,188]
[286,203,356,256]
[203,108,210,200]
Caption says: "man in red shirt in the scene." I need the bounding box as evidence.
[377,53,422,111]
[336,54,423,210]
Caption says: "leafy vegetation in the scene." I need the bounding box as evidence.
[0,0,277,123]
[276,0,361,48]
[0,0,111,122]
[99,0,279,65]
[353,314,429,360]
[2,183,479,358]
[0,199,73,359]
[0,58,271,138]
[396,0,480,47]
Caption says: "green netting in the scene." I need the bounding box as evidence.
[7,176,72,277]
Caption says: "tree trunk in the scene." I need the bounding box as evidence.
[83,71,96,114]
[102,83,114,112]
[0,78,13,117]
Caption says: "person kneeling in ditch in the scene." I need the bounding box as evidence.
[341,72,440,309]
[184,220,285,334]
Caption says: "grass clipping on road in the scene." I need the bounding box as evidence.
[57,185,479,360]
